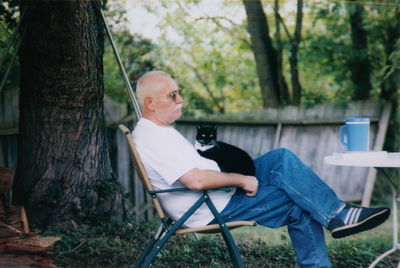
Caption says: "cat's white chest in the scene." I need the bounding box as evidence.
[194,141,214,151]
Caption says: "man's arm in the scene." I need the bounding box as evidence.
[179,168,258,197]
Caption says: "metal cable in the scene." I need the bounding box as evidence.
[99,8,142,119]
[0,25,27,93]
[0,7,27,72]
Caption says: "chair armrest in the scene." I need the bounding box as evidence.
[149,188,191,194]
[150,187,234,195]
[210,187,234,192]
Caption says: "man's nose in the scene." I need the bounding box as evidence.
[176,93,184,103]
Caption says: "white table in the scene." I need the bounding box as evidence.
[324,151,400,268]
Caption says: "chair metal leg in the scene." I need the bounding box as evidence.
[206,196,245,268]
[134,224,167,268]
[134,192,245,267]
[138,195,209,267]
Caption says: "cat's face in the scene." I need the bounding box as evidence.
[196,125,217,145]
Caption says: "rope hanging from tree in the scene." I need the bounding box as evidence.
[99,8,142,120]
[0,7,28,94]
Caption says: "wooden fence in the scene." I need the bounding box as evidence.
[0,90,18,170]
[111,101,391,220]
[0,90,393,221]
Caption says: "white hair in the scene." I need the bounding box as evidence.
[136,71,172,110]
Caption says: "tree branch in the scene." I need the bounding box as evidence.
[195,16,251,48]
[276,13,293,42]
[182,60,225,113]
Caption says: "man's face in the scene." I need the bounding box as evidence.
[151,77,184,126]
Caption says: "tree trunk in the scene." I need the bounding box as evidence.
[273,0,290,105]
[13,1,125,229]
[380,6,400,155]
[243,0,287,107]
[290,0,303,105]
[380,6,400,103]
[346,2,372,100]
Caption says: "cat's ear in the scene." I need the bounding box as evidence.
[197,125,201,130]
[213,125,218,130]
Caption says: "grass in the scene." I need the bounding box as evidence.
[44,193,397,267]
[44,214,399,268]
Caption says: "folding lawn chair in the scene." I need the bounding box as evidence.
[119,124,257,268]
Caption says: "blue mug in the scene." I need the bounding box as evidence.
[340,118,370,151]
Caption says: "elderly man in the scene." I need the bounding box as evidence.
[132,70,389,268]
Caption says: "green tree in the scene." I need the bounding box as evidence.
[141,0,261,115]
[103,30,156,104]
[133,0,399,111]
[242,0,286,107]
[346,1,372,100]
[299,2,399,103]
[274,0,304,105]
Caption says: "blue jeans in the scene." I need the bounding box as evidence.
[210,148,346,268]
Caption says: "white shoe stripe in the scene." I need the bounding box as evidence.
[344,207,354,225]
[348,208,356,225]
[353,208,362,224]
[349,208,359,225]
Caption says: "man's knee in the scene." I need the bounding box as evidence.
[256,148,292,164]
[255,148,296,172]
[268,148,293,158]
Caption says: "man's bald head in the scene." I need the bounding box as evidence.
[136,71,172,110]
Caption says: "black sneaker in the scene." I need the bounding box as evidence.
[328,204,390,239]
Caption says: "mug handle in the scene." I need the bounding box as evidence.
[340,125,347,147]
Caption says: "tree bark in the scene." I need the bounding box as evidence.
[380,6,400,156]
[289,0,303,105]
[380,6,400,103]
[346,2,372,100]
[13,1,125,229]
[243,0,287,107]
[273,0,290,105]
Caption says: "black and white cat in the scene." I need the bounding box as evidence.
[194,125,256,176]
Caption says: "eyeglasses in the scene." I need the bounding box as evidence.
[168,89,182,102]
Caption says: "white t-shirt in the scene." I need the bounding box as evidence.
[132,118,235,228]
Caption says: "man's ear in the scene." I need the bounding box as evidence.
[144,96,155,111]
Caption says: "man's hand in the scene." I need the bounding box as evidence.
[240,176,258,196]
[179,169,259,196]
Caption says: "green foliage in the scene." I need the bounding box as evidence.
[0,0,19,29]
[300,2,399,103]
[103,30,156,104]
[132,0,398,112]
[301,88,330,108]
[138,0,262,115]
[95,179,117,199]
[103,0,158,105]
[329,238,394,267]
[0,27,19,92]
[0,1,20,92]
[2,0,399,110]
[300,2,353,102]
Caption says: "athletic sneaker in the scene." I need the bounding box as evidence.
[328,204,390,239]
